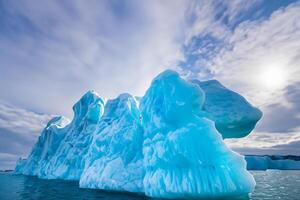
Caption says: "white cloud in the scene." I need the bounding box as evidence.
[180,1,300,155]
[0,0,190,117]
[225,130,300,155]
[0,104,53,169]
[201,2,300,108]
[0,104,53,135]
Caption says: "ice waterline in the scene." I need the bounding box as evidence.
[15,70,262,199]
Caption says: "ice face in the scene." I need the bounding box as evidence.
[193,80,262,139]
[15,70,262,199]
[45,91,105,180]
[18,116,69,176]
[14,158,27,174]
[15,91,105,180]
[140,70,255,198]
[80,93,144,193]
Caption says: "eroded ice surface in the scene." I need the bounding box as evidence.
[80,93,144,193]
[140,70,255,198]
[18,116,69,176]
[15,70,262,199]
[45,91,105,180]
[16,91,105,180]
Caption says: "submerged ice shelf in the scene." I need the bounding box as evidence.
[15,70,262,199]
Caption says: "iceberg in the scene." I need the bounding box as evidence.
[246,155,300,170]
[140,70,255,198]
[15,70,262,199]
[80,93,144,193]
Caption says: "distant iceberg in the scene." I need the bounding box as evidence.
[246,155,300,170]
[15,70,262,199]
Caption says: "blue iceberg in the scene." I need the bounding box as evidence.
[15,70,262,199]
[140,70,255,198]
[246,155,300,170]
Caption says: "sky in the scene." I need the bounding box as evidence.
[0,0,299,169]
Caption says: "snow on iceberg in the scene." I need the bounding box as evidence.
[140,70,255,198]
[15,70,262,199]
[193,80,262,138]
[80,93,144,193]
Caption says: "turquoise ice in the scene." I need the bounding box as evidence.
[45,91,105,180]
[15,116,69,176]
[80,93,144,193]
[15,91,105,180]
[15,70,262,199]
[140,70,256,198]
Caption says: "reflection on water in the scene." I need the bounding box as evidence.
[0,171,300,200]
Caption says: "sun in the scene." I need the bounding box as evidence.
[259,65,287,90]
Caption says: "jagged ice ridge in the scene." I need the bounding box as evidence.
[15,70,262,199]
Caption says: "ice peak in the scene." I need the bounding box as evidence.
[103,93,140,119]
[45,116,70,129]
[72,91,105,124]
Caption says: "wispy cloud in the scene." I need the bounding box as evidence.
[226,129,300,155]
[0,0,188,117]
[181,1,300,133]
[0,104,52,169]
[0,104,53,134]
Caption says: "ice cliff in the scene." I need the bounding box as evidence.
[18,91,105,180]
[80,93,144,192]
[15,70,262,199]
[20,116,70,176]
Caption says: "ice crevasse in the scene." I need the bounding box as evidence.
[15,70,262,199]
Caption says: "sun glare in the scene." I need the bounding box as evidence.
[259,65,287,90]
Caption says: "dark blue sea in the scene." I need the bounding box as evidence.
[0,171,299,200]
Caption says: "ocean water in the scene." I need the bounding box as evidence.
[0,171,299,200]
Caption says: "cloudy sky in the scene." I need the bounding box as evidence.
[0,0,299,169]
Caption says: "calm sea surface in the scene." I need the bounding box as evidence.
[0,171,299,200]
